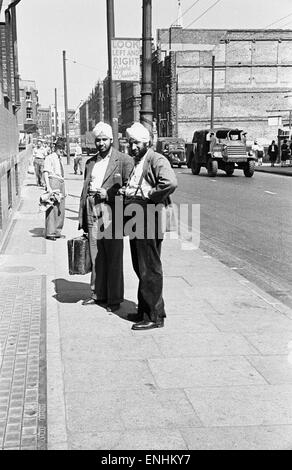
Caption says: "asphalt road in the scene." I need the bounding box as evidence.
[173,166,292,308]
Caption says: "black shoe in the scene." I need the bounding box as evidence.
[106,303,121,312]
[131,319,164,331]
[127,313,143,322]
[46,236,56,241]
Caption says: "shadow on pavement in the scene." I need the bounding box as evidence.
[52,278,137,321]
[30,227,45,238]
[52,278,91,303]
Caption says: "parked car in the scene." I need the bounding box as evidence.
[156,137,187,167]
[189,128,256,177]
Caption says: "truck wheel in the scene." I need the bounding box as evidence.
[191,158,201,175]
[207,159,218,177]
[243,160,255,177]
[225,163,234,176]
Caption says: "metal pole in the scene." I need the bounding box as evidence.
[140,0,153,138]
[54,88,58,138]
[63,50,70,164]
[210,54,215,130]
[106,0,119,148]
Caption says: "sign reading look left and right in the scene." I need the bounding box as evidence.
[111,38,141,82]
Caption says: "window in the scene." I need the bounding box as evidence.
[26,91,32,100]
[26,108,32,119]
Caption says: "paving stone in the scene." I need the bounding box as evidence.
[148,356,267,388]
[66,389,202,433]
[185,385,292,427]
[180,425,292,450]
[64,359,156,393]
[68,429,188,451]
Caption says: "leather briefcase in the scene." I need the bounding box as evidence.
[67,235,92,275]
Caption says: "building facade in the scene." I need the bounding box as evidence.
[80,81,104,136]
[0,0,32,243]
[37,107,50,138]
[154,28,292,143]
[18,79,38,137]
[120,81,141,136]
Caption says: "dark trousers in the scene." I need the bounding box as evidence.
[33,158,44,185]
[87,197,124,304]
[130,238,166,322]
[73,156,83,174]
[45,177,65,237]
[88,231,124,304]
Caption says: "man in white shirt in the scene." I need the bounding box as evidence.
[78,122,133,312]
[33,140,46,186]
[43,141,66,240]
[73,141,83,175]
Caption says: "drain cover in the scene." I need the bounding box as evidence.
[0,266,35,273]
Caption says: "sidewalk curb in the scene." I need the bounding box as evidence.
[255,167,292,176]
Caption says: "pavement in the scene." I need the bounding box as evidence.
[1,156,292,451]
[254,162,292,176]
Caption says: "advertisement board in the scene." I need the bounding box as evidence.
[111,38,141,82]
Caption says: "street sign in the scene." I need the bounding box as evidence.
[111,38,141,82]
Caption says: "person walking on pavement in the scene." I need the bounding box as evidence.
[43,141,66,241]
[124,122,177,331]
[33,140,46,186]
[78,122,133,312]
[73,141,83,175]
[281,139,290,167]
[268,140,278,167]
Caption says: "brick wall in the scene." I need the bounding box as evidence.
[154,29,292,143]
[0,144,32,244]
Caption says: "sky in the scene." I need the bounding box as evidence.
[16,0,292,110]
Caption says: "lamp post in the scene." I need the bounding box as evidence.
[63,50,70,164]
[140,0,153,137]
[106,0,119,148]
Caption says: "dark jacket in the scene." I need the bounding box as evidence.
[268,144,278,159]
[140,148,178,204]
[78,147,133,231]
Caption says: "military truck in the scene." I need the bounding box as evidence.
[189,128,256,177]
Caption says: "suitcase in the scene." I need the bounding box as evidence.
[67,235,92,275]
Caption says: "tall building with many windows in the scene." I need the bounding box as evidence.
[0,0,31,243]
[154,27,292,142]
[18,79,38,137]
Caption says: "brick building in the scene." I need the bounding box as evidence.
[120,82,141,136]
[18,79,39,137]
[0,0,31,243]
[80,81,104,135]
[154,27,292,143]
[37,107,50,138]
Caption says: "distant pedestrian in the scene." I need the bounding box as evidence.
[281,139,290,167]
[209,132,217,153]
[73,141,83,175]
[241,132,247,144]
[268,140,278,167]
[33,140,46,186]
[42,141,66,240]
[252,140,264,165]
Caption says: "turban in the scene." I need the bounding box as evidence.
[92,122,113,139]
[126,122,150,143]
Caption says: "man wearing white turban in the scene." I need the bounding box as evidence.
[78,122,133,311]
[124,122,178,331]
